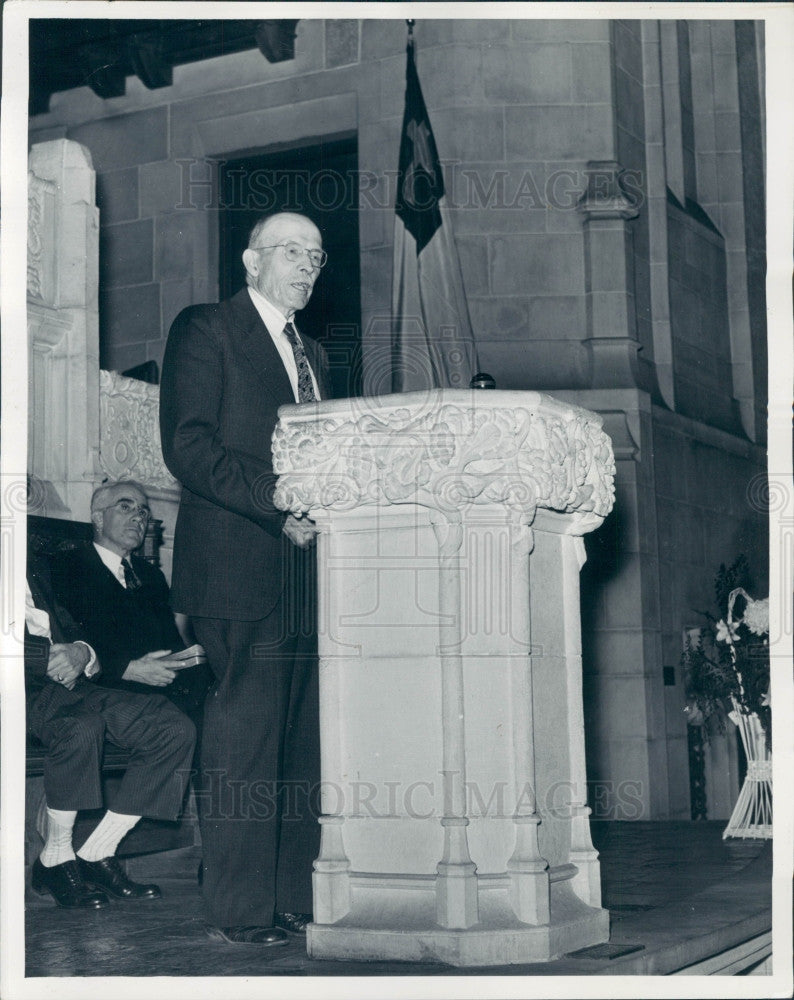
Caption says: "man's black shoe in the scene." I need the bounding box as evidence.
[275,911,312,934]
[77,856,161,900]
[31,858,108,909]
[205,925,288,945]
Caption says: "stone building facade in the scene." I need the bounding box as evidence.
[28,18,768,820]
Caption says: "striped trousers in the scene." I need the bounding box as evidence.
[28,679,196,820]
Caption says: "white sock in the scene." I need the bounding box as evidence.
[39,808,77,867]
[76,811,140,863]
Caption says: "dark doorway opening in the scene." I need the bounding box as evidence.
[219,136,362,399]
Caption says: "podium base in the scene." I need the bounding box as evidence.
[308,880,609,967]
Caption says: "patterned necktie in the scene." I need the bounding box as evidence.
[283,322,318,403]
[121,558,142,591]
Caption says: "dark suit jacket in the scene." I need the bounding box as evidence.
[25,555,102,740]
[50,544,186,694]
[25,555,85,701]
[159,286,329,621]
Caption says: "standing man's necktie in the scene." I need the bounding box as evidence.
[283,322,318,403]
[121,558,142,591]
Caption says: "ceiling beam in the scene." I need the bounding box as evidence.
[29,19,301,115]
[128,33,173,90]
[254,20,300,63]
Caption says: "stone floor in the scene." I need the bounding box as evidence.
[23,821,772,979]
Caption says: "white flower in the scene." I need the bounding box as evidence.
[761,688,771,708]
[715,619,739,644]
[742,597,769,636]
[684,702,704,725]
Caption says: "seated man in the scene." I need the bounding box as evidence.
[50,479,212,725]
[26,559,196,908]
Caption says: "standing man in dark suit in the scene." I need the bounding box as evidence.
[159,212,328,946]
[51,480,212,726]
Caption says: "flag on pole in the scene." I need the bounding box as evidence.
[391,37,479,392]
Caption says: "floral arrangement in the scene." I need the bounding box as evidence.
[682,556,770,750]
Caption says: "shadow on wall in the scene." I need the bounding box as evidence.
[730,515,770,594]
[580,508,625,636]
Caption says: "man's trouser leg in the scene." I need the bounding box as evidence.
[30,683,196,819]
[193,591,319,928]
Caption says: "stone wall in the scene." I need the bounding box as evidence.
[667,199,736,433]
[28,17,767,819]
[652,409,767,818]
[28,20,763,411]
[30,19,623,382]
[569,395,765,821]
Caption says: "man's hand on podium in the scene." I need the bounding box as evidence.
[283,513,319,549]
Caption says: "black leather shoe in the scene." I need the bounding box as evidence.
[31,858,108,909]
[77,856,161,900]
[205,925,288,945]
[275,911,312,934]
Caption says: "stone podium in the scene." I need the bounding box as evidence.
[272,389,615,967]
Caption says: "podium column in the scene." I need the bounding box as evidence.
[273,389,615,967]
[431,513,479,928]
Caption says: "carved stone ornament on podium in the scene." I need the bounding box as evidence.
[273,389,616,966]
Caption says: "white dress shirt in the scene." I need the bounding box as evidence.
[247,286,321,402]
[94,542,129,587]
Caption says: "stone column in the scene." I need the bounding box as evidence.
[273,389,615,967]
[577,160,641,390]
[27,140,100,520]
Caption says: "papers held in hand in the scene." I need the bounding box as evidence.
[157,644,208,669]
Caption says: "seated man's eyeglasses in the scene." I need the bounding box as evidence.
[98,499,151,522]
[251,242,328,269]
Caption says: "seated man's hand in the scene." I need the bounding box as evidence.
[282,513,319,549]
[122,650,181,687]
[47,643,91,690]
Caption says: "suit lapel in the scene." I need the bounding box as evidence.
[79,544,126,600]
[229,288,295,404]
[230,287,330,401]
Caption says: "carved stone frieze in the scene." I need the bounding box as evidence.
[272,390,615,523]
[99,369,178,491]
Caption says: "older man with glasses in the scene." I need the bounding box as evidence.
[159,212,330,946]
[26,509,196,908]
[50,479,212,724]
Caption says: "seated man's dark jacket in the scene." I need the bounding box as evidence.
[51,543,212,718]
[26,554,197,822]
[26,555,86,707]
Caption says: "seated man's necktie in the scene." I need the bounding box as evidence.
[283,322,318,403]
[121,558,142,591]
